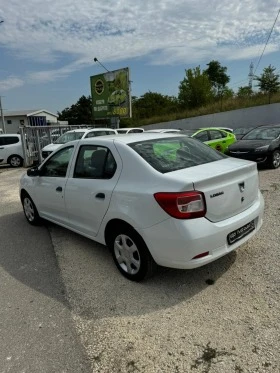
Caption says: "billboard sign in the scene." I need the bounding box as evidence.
[90,67,131,119]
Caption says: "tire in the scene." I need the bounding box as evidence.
[108,225,157,281]
[8,155,23,168]
[21,192,41,225]
[270,150,280,169]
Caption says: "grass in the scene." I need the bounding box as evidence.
[128,92,280,127]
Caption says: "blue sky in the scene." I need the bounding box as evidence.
[0,0,280,114]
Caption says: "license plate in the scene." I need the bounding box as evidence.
[227,220,255,245]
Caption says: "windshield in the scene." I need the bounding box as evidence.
[55,131,85,144]
[234,127,254,135]
[242,127,280,140]
[130,137,225,173]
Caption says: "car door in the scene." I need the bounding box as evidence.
[64,144,120,237]
[0,137,6,162]
[208,130,227,152]
[33,146,75,224]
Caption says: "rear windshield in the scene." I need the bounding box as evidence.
[55,131,85,144]
[180,129,198,136]
[130,137,226,173]
[242,127,280,140]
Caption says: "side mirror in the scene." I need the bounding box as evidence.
[27,167,40,177]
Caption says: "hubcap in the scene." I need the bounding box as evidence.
[114,234,141,275]
[273,152,280,168]
[10,156,21,167]
[23,198,35,221]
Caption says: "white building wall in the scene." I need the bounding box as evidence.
[32,111,58,123]
[3,116,27,134]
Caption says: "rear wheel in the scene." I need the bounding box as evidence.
[270,150,280,169]
[108,225,156,281]
[8,155,23,167]
[22,193,41,225]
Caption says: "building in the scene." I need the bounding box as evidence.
[0,109,59,134]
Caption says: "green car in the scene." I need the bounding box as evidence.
[181,127,236,153]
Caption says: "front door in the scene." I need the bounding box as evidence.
[34,146,75,224]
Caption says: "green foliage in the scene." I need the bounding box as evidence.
[255,65,280,103]
[204,60,230,97]
[237,86,253,98]
[178,66,213,109]
[57,95,93,125]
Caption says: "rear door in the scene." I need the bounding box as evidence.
[208,130,226,152]
[64,144,120,237]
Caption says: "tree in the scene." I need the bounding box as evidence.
[204,60,230,98]
[178,66,213,109]
[132,92,179,119]
[237,86,253,98]
[58,95,92,125]
[255,65,280,104]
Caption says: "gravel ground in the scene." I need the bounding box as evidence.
[1,166,280,373]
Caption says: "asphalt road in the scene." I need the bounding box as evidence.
[0,166,91,373]
[1,166,279,373]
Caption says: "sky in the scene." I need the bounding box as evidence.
[0,0,280,114]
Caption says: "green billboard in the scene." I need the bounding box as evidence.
[90,67,131,119]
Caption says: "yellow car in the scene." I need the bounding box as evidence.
[181,127,236,153]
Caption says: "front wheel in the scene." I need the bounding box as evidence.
[270,150,280,169]
[22,193,41,225]
[109,226,156,281]
[9,155,23,167]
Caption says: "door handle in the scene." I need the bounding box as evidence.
[56,186,63,192]
[96,193,105,199]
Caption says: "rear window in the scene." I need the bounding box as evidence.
[130,137,226,173]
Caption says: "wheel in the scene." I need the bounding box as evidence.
[21,193,41,225]
[270,150,280,169]
[108,225,156,281]
[8,155,23,167]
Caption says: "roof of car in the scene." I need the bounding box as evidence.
[65,128,116,134]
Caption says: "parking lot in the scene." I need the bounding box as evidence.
[0,166,279,373]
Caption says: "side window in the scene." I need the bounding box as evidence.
[4,136,19,145]
[209,130,223,140]
[40,146,74,177]
[130,129,143,133]
[85,132,97,138]
[74,145,116,179]
[194,131,208,142]
[0,137,4,145]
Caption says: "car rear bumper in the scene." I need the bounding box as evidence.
[138,191,264,269]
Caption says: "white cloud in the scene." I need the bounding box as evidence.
[0,0,280,88]
[0,76,24,91]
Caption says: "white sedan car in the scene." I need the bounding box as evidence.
[20,133,264,281]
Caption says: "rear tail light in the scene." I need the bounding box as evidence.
[154,191,206,219]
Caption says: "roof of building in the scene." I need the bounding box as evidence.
[4,109,58,117]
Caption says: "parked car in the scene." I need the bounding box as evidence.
[233,127,255,140]
[226,125,280,168]
[20,133,264,281]
[180,127,236,153]
[146,129,181,133]
[116,128,144,134]
[0,134,24,167]
[41,128,117,159]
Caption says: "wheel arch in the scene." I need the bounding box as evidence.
[104,219,137,247]
[7,154,23,165]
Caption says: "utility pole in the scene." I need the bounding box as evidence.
[248,62,254,89]
[0,96,6,133]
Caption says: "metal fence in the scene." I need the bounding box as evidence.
[20,125,93,167]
